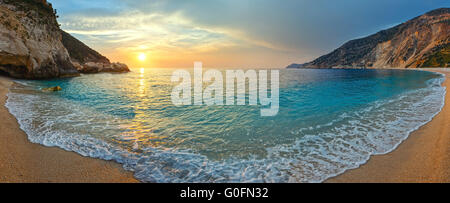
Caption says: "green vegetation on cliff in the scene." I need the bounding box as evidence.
[421,43,450,67]
[2,0,59,28]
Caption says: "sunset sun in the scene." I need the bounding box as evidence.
[138,53,147,62]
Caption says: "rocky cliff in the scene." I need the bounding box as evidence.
[0,0,78,79]
[288,8,450,69]
[0,0,129,79]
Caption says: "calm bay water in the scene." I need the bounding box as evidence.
[6,68,446,182]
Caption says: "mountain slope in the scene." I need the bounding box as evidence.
[61,30,110,65]
[61,30,129,73]
[288,8,450,69]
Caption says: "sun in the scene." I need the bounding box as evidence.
[138,53,147,62]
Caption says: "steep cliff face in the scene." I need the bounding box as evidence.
[61,31,129,73]
[0,0,78,79]
[0,0,129,79]
[288,8,449,69]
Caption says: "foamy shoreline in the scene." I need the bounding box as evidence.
[327,68,450,182]
[0,76,138,183]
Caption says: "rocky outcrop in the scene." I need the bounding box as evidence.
[0,0,78,79]
[61,30,130,73]
[288,8,450,69]
[0,0,129,79]
[80,62,129,73]
[286,63,304,69]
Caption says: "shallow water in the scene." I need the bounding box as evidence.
[6,68,446,182]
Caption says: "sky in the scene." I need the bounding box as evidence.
[49,0,450,68]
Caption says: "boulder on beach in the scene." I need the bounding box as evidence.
[42,86,62,92]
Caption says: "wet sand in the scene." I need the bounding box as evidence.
[0,76,139,183]
[328,68,450,183]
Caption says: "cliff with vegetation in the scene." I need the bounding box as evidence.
[288,8,450,69]
[0,0,128,79]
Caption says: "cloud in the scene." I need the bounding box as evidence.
[50,0,450,67]
[62,8,289,55]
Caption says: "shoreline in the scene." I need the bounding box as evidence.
[0,76,139,183]
[327,68,450,183]
[0,68,448,183]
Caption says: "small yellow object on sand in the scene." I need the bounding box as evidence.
[42,86,62,92]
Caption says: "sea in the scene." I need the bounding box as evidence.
[5,68,446,182]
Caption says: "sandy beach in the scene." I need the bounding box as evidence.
[0,69,448,183]
[0,76,139,183]
[328,68,450,183]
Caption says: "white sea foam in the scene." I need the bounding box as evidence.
[5,73,446,183]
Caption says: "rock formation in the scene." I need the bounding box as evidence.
[0,0,129,79]
[0,0,78,79]
[288,8,449,69]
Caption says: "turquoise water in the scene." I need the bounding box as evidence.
[6,68,446,182]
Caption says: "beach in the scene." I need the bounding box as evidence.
[0,76,138,183]
[328,68,450,183]
[0,68,448,183]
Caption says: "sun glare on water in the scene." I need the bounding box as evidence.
[138,53,147,62]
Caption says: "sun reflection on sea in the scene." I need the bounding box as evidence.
[116,68,173,148]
